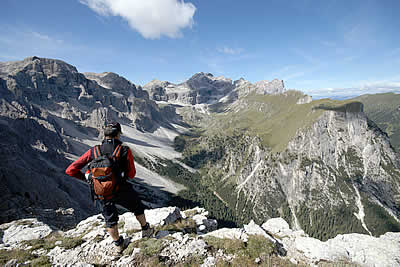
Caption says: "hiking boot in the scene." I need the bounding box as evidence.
[141,222,154,238]
[113,236,127,253]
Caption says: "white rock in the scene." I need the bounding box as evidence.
[175,239,208,261]
[297,95,312,104]
[82,227,106,241]
[192,214,218,233]
[121,207,182,232]
[205,228,248,242]
[67,214,104,237]
[5,259,18,267]
[201,256,216,267]
[1,218,54,245]
[193,214,208,225]
[183,207,208,217]
[244,220,275,243]
[327,233,400,267]
[261,217,290,234]
[171,232,184,241]
[120,212,141,231]
[145,207,182,226]
[294,236,348,263]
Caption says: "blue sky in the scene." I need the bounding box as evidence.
[1,0,400,99]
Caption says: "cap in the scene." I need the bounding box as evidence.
[104,122,122,137]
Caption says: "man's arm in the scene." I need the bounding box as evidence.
[65,149,91,181]
[126,148,136,179]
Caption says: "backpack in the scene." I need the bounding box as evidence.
[89,144,122,200]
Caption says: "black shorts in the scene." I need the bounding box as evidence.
[99,184,145,228]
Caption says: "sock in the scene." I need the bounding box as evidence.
[113,236,123,246]
[142,222,150,230]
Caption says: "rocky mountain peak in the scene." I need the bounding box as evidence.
[254,79,285,94]
[83,71,147,98]
[233,77,251,87]
[0,56,79,79]
[143,71,288,106]
[144,78,171,89]
[185,72,233,92]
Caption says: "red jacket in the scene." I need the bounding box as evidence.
[65,145,136,181]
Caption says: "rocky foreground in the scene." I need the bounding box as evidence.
[1,207,399,266]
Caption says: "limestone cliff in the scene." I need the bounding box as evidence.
[180,94,400,240]
[143,73,286,106]
[0,57,182,223]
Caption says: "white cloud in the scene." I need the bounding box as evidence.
[304,81,400,99]
[217,46,243,55]
[320,40,336,47]
[30,31,64,44]
[79,0,196,39]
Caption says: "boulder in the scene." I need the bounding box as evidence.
[205,228,248,242]
[244,220,275,243]
[0,218,54,246]
[121,207,182,232]
[261,217,290,235]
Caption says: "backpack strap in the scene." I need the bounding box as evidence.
[91,145,102,159]
[112,144,122,160]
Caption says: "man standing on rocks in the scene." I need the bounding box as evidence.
[66,122,153,252]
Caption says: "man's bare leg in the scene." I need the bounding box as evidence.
[107,224,120,241]
[136,214,147,227]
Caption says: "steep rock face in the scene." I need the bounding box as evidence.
[0,57,182,223]
[0,57,179,132]
[0,116,94,226]
[144,73,286,106]
[254,79,285,95]
[142,79,171,101]
[84,72,149,99]
[185,105,400,240]
[144,73,234,105]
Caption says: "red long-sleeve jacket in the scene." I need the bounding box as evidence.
[65,144,136,181]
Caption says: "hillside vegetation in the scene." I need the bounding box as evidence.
[208,91,362,153]
[168,92,400,241]
[354,93,400,152]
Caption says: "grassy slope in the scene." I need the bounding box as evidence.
[172,92,400,239]
[208,91,361,153]
[353,93,400,152]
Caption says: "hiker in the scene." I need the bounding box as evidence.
[65,122,153,252]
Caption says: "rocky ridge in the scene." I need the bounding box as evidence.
[1,207,399,266]
[143,72,286,105]
[0,56,182,224]
[0,56,180,132]
[182,95,400,240]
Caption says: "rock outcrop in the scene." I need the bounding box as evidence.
[0,57,182,224]
[143,73,286,106]
[1,207,399,266]
[181,93,400,240]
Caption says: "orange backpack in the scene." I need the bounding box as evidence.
[89,144,122,200]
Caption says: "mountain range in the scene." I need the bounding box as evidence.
[0,56,399,243]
